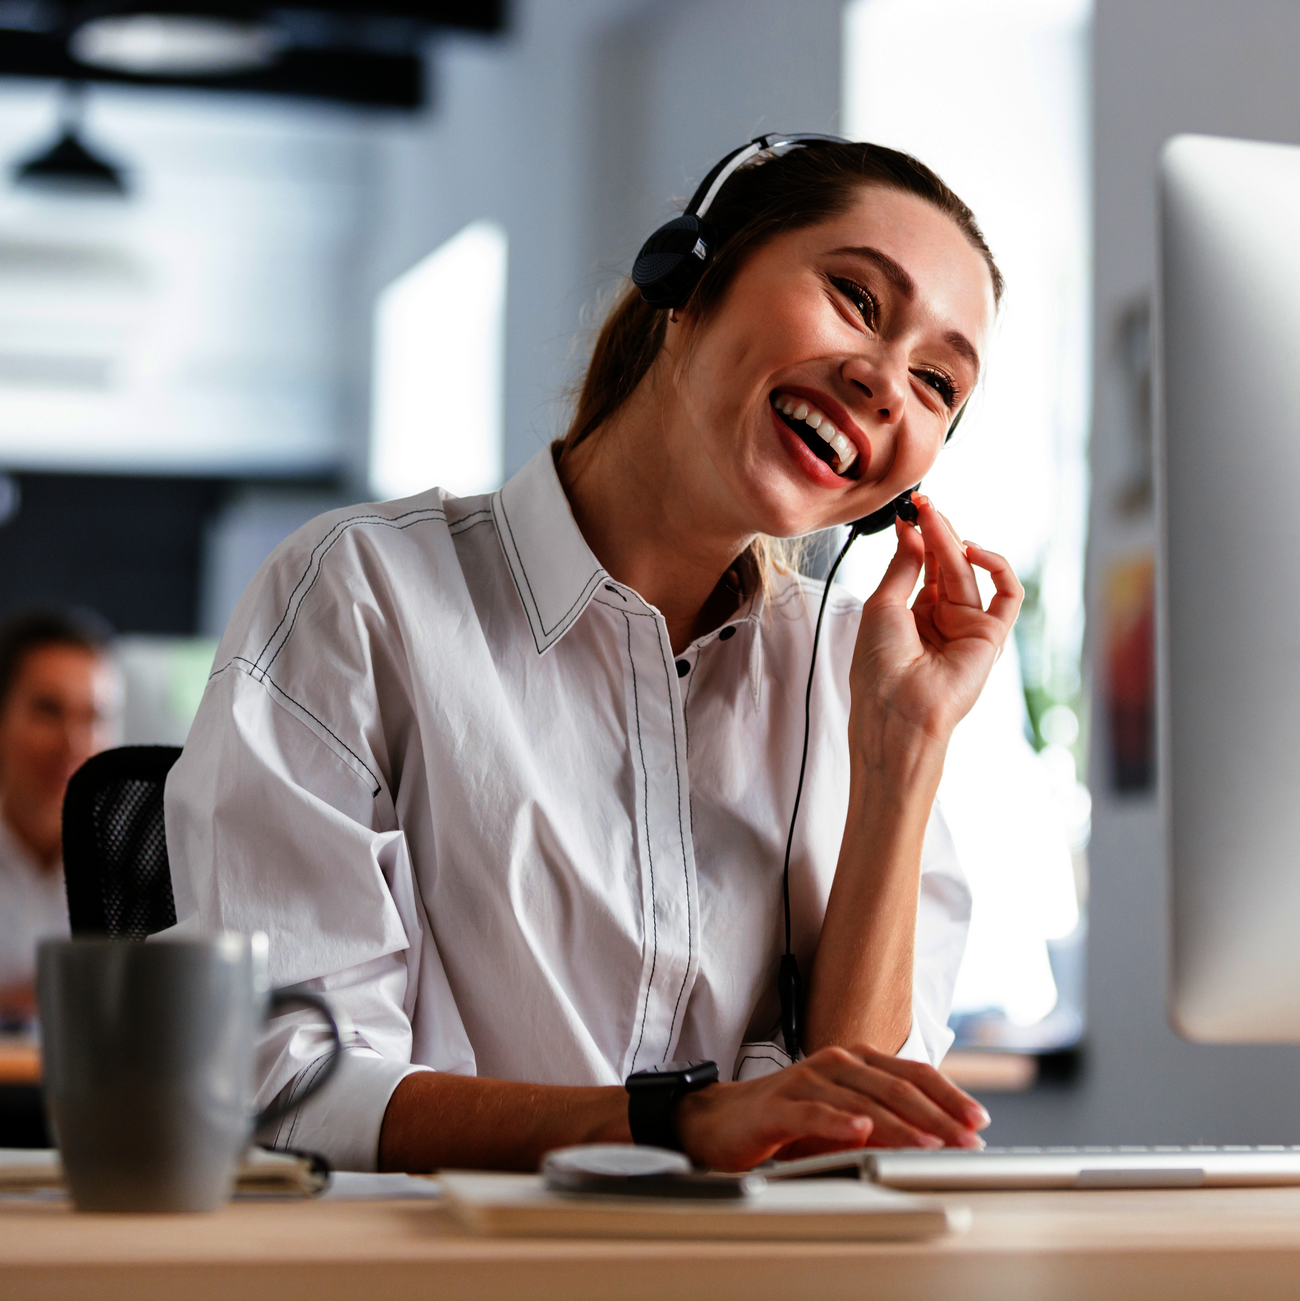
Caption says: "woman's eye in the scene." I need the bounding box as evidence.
[914,368,958,409]
[830,276,878,329]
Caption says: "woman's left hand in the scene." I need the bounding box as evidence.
[850,494,1023,759]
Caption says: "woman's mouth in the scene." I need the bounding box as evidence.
[769,391,860,477]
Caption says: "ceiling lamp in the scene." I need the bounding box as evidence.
[12,84,128,197]
[69,13,288,78]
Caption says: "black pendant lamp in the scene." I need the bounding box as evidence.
[13,83,128,197]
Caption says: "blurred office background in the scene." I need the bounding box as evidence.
[3,0,1300,1142]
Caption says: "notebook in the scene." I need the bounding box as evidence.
[0,1146,329,1197]
[440,1171,968,1240]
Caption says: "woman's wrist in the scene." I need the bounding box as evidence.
[673,1080,729,1160]
[848,707,947,793]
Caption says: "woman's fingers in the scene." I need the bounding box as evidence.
[869,516,925,608]
[813,1080,951,1148]
[780,1099,875,1147]
[786,1047,989,1149]
[914,497,982,608]
[692,1049,992,1168]
[851,1049,991,1131]
[823,1059,984,1148]
[964,541,1024,633]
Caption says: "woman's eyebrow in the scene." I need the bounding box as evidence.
[831,244,982,376]
[829,245,915,298]
[944,330,981,376]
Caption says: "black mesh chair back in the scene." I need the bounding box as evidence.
[62,745,183,940]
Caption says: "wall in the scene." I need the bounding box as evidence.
[359,0,846,487]
[987,0,1300,1144]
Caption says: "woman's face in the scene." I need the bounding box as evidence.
[670,184,996,538]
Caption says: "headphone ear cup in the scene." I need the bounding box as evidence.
[631,214,714,309]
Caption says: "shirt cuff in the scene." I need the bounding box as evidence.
[895,1015,932,1065]
[258,1048,432,1172]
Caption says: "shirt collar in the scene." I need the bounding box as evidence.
[492,446,608,654]
[492,444,775,662]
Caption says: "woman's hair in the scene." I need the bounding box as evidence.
[554,140,1002,586]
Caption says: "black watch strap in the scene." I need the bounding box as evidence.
[625,1060,718,1151]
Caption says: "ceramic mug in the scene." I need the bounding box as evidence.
[37,933,340,1212]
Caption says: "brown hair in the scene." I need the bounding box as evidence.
[556,140,1002,581]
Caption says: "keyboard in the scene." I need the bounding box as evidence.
[766,1145,1300,1190]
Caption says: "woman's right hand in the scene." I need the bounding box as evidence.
[673,1045,989,1171]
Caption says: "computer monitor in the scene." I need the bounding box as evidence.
[1159,133,1300,1041]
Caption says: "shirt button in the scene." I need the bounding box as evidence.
[675,659,690,677]
[718,626,736,641]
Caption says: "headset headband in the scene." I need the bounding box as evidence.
[631,133,848,311]
[685,133,849,220]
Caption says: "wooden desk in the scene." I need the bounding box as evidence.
[4,1185,1300,1300]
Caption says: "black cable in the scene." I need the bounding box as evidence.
[778,522,862,1057]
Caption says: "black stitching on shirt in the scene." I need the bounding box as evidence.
[283,1052,331,1149]
[214,656,382,795]
[655,628,694,1060]
[448,514,494,538]
[625,611,658,1075]
[448,505,492,524]
[252,506,446,672]
[680,644,699,839]
[262,510,445,679]
[603,584,628,602]
[734,1052,791,1080]
[496,492,602,651]
[680,636,702,762]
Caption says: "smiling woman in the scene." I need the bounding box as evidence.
[163,136,1019,1176]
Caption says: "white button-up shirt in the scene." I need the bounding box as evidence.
[165,447,970,1171]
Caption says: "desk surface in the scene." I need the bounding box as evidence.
[5,1185,1300,1301]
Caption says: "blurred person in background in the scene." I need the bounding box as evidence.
[0,609,118,1028]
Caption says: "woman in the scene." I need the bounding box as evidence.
[165,138,1020,1174]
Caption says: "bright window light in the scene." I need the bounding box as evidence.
[841,0,1092,1047]
[370,219,507,501]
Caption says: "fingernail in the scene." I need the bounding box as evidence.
[964,540,981,551]
[973,1105,991,1127]
[917,1134,944,1149]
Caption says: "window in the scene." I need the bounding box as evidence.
[369,219,508,501]
[840,0,1093,1050]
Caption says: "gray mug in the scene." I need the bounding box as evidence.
[37,934,341,1212]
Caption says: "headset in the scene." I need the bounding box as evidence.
[633,135,967,1057]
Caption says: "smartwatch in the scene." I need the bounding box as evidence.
[625,1059,718,1151]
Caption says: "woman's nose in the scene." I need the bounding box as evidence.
[843,351,907,425]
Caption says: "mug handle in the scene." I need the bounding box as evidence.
[254,984,343,1129]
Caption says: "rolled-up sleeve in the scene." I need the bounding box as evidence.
[906,801,971,1066]
[164,663,474,1171]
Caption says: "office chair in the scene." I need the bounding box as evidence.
[62,745,182,940]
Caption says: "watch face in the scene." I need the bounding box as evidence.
[626,1060,718,1088]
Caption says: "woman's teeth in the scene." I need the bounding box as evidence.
[774,393,858,475]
